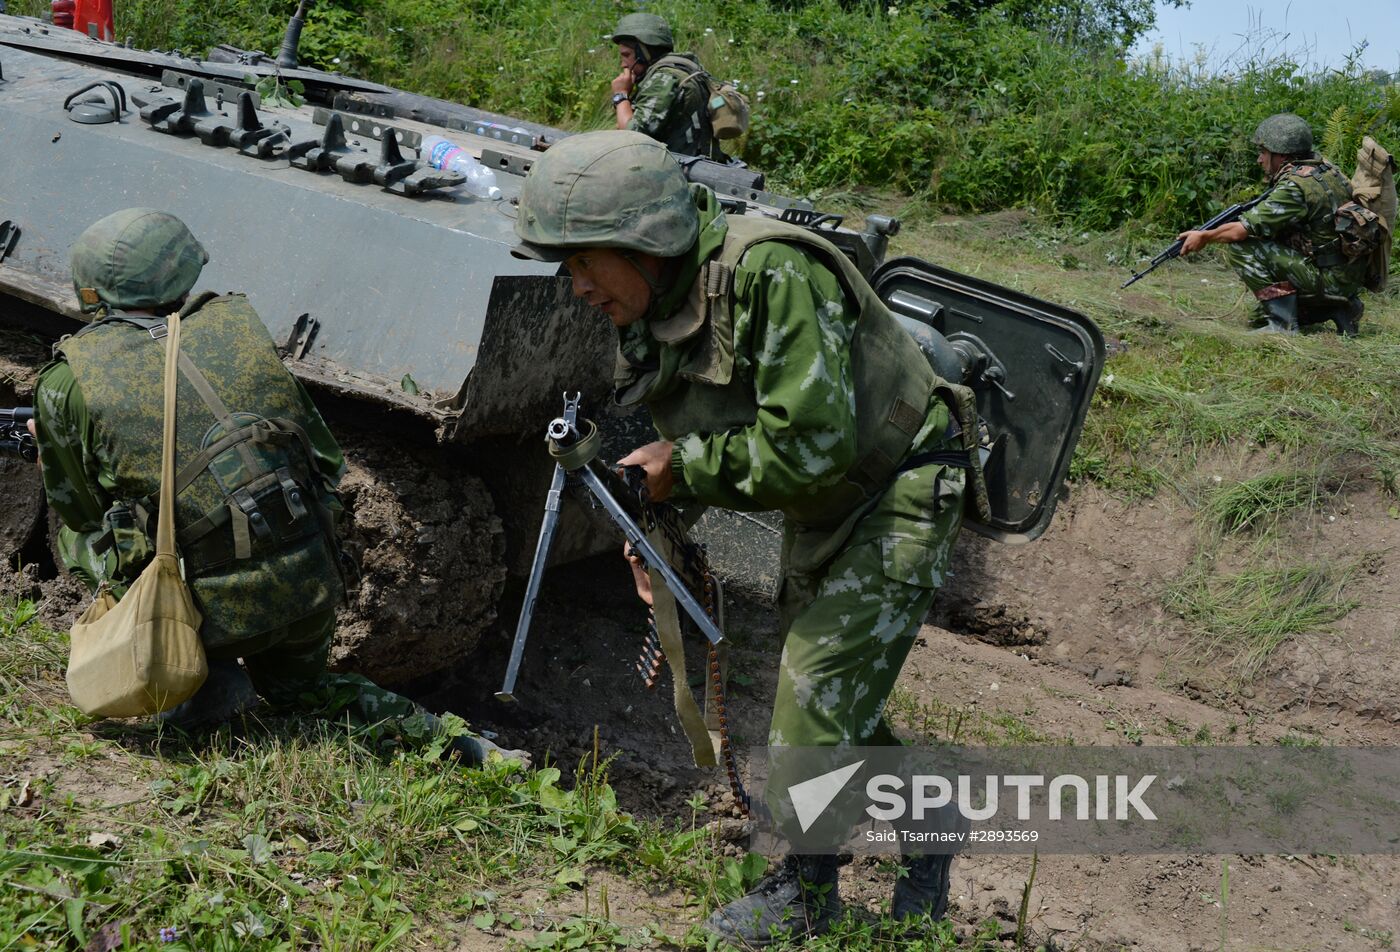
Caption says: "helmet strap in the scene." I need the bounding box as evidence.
[620,251,677,320]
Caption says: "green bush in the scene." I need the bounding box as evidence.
[11,0,1399,229]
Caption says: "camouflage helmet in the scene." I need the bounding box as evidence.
[70,208,208,313]
[612,13,673,51]
[1252,113,1314,156]
[512,130,699,262]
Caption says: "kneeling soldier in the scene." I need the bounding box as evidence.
[34,208,523,764]
[1179,113,1369,335]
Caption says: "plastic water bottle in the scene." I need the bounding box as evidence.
[420,134,501,200]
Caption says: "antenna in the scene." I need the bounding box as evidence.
[276,0,312,70]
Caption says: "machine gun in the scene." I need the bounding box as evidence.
[1,407,36,462]
[1121,193,1268,289]
[498,392,749,812]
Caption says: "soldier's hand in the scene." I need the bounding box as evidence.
[611,69,634,96]
[618,440,675,502]
[26,418,40,470]
[624,541,654,607]
[1178,230,1209,256]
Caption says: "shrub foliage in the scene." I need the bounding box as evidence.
[12,0,1400,228]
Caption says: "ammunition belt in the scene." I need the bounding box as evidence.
[629,474,750,815]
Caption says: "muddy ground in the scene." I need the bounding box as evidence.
[5,333,1398,949]
[434,476,1399,951]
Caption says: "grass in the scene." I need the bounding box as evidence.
[884,687,1056,747]
[0,598,667,948]
[1201,467,1336,537]
[1,599,996,949]
[1164,557,1361,680]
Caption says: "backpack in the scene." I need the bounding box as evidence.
[1349,135,1396,290]
[58,295,346,650]
[651,53,751,141]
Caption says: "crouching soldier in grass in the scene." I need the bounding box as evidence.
[30,208,526,765]
[512,131,966,943]
[1178,113,1371,336]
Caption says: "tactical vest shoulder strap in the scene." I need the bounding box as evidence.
[709,215,970,498]
[650,53,703,78]
[649,53,710,98]
[716,215,991,515]
[59,291,226,352]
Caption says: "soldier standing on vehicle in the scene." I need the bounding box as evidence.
[610,13,728,162]
[1177,113,1370,335]
[512,131,966,943]
[31,208,525,764]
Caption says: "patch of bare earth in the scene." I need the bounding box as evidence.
[448,476,1400,949]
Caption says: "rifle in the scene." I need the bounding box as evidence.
[498,392,750,812]
[1121,193,1268,289]
[1,408,36,462]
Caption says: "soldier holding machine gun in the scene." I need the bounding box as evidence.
[512,130,971,944]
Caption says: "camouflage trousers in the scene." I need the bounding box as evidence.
[1223,238,1366,321]
[763,465,963,844]
[234,608,426,742]
[766,529,939,797]
[768,473,964,750]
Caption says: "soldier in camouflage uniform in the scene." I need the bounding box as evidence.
[1179,113,1368,335]
[513,132,965,944]
[32,208,523,765]
[610,13,727,162]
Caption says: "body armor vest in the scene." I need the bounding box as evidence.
[58,294,344,650]
[1274,160,1353,260]
[617,214,949,528]
[643,54,724,161]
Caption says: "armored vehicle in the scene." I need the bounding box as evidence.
[0,10,1103,685]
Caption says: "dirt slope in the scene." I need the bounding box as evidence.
[446,477,1400,950]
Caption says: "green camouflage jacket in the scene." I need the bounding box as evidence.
[628,54,725,161]
[1241,159,1353,258]
[615,188,962,579]
[36,298,346,646]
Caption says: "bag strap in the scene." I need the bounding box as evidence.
[156,309,182,560]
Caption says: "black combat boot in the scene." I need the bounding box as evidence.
[1331,296,1364,337]
[703,854,841,945]
[155,660,259,732]
[1251,295,1299,335]
[891,852,955,921]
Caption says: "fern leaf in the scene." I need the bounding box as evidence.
[1322,105,1351,160]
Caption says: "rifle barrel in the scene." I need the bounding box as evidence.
[1119,194,1264,289]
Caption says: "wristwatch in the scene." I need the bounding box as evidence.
[612,92,630,107]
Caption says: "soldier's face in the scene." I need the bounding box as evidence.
[618,43,641,75]
[1258,149,1285,176]
[564,248,654,327]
